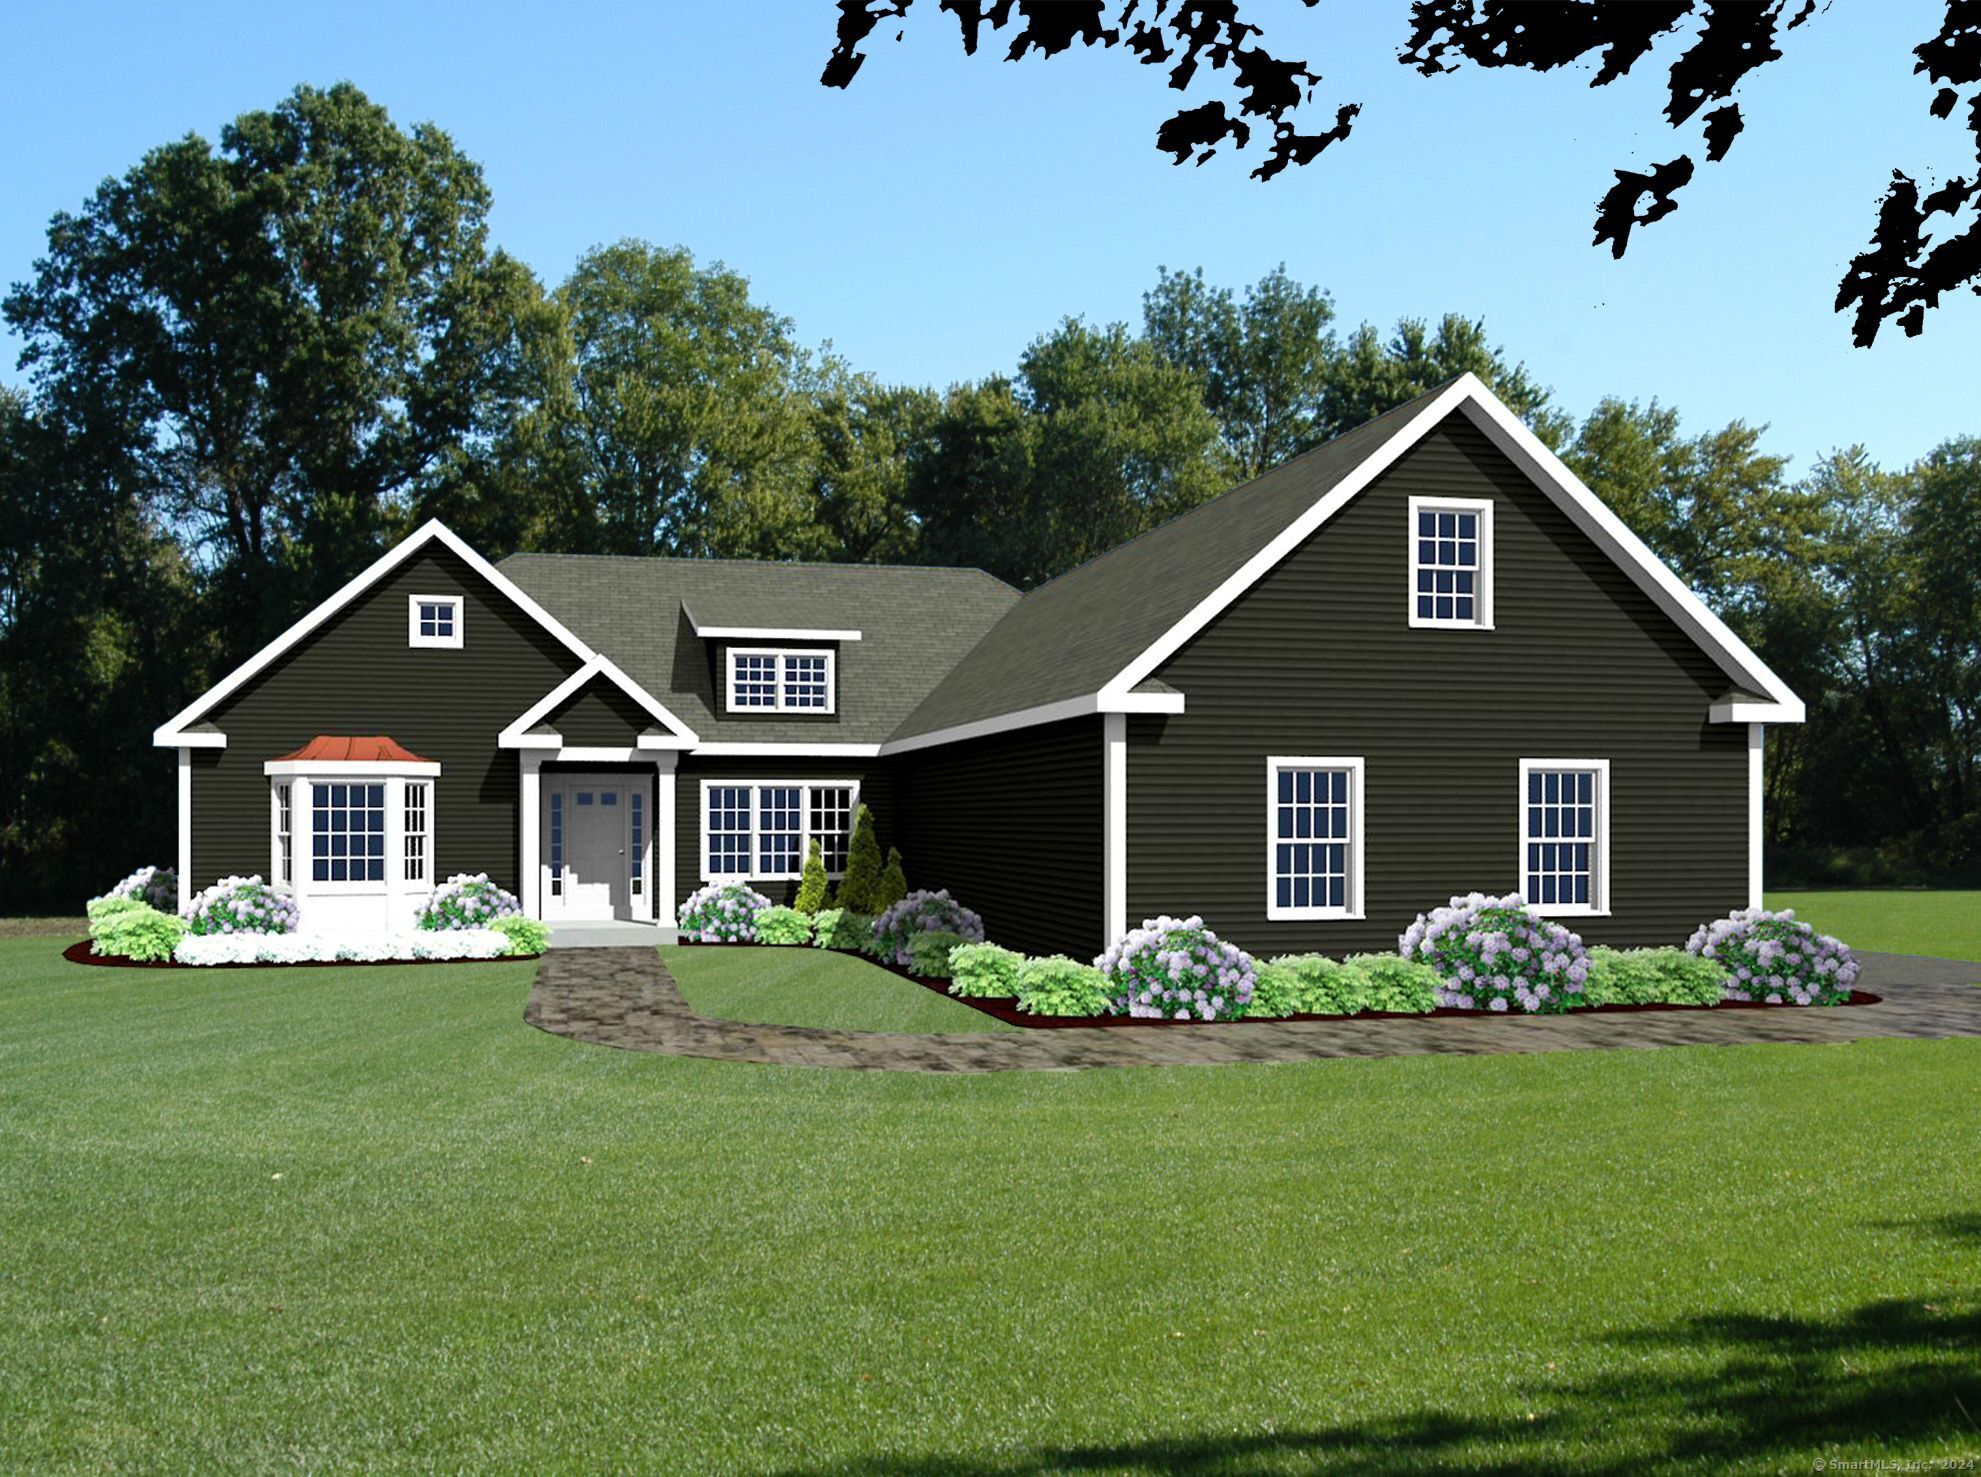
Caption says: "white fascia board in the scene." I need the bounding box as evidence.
[499,732,564,751]
[157,726,228,748]
[690,742,884,758]
[263,758,442,778]
[693,624,863,642]
[880,688,1185,757]
[498,654,700,749]
[1093,373,1805,727]
[154,520,600,747]
[1710,698,1804,724]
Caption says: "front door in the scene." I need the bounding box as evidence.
[561,786,628,919]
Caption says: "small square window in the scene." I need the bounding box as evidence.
[408,595,464,649]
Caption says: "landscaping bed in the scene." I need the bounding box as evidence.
[65,939,537,970]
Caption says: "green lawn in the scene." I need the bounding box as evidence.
[664,943,1015,1032]
[3,937,1980,1473]
[1766,889,1981,964]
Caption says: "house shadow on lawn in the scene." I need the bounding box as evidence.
[781,1296,1981,1475]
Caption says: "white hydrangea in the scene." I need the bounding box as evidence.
[174,930,509,966]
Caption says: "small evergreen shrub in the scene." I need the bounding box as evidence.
[872,889,986,967]
[92,904,187,962]
[876,847,909,910]
[1268,954,1362,1015]
[417,874,522,931]
[1584,946,1725,1006]
[183,875,299,936]
[489,915,550,957]
[794,839,829,915]
[1096,915,1256,1021]
[1399,891,1590,1013]
[907,929,965,977]
[755,906,814,946]
[91,865,178,914]
[948,942,1024,998]
[1015,955,1112,1016]
[1342,954,1441,1013]
[679,882,772,943]
[1243,960,1299,1018]
[834,804,886,913]
[1685,907,1859,1005]
[810,908,874,951]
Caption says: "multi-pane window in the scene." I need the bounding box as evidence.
[630,792,644,896]
[725,649,836,713]
[312,782,385,883]
[1410,499,1490,628]
[274,783,293,885]
[703,782,859,880]
[549,792,564,895]
[408,594,463,648]
[1522,762,1606,912]
[1267,759,1361,917]
[403,782,429,884]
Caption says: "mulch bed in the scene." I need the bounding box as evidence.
[63,939,539,971]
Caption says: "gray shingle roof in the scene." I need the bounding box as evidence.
[498,554,1019,744]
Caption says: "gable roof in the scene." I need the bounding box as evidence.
[886,373,1802,750]
[498,654,698,750]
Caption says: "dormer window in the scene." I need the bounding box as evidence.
[726,647,835,714]
[1408,497,1493,629]
[408,595,463,648]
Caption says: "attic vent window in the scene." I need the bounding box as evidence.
[726,648,835,714]
[1408,497,1493,630]
[409,595,464,648]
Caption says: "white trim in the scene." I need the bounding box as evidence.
[1094,373,1803,725]
[656,753,678,926]
[407,593,464,649]
[1265,756,1366,921]
[690,741,883,758]
[1747,723,1765,910]
[263,758,441,779]
[271,780,294,887]
[1518,758,1612,918]
[696,778,861,883]
[1712,698,1801,724]
[1103,713,1127,943]
[171,729,227,749]
[695,623,863,643]
[520,753,543,917]
[497,654,698,751]
[1406,494,1494,630]
[155,520,600,747]
[176,748,193,910]
[551,746,649,764]
[881,689,1185,758]
[724,646,838,715]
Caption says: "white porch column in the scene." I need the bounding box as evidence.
[176,747,193,911]
[1747,722,1765,910]
[655,752,679,926]
[1103,713,1127,945]
[520,752,544,918]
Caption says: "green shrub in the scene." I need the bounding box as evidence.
[1344,954,1440,1013]
[1268,954,1362,1015]
[93,904,186,963]
[835,804,886,913]
[907,929,965,977]
[876,846,909,911]
[1244,961,1300,1018]
[755,906,814,946]
[1585,946,1725,1007]
[794,840,828,915]
[811,908,874,951]
[87,896,150,937]
[490,915,550,957]
[1015,955,1112,1016]
[948,942,1025,998]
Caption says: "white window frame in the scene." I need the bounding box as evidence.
[1407,495,1494,630]
[698,779,861,881]
[1518,758,1611,917]
[271,782,293,886]
[403,780,431,885]
[408,594,464,649]
[1265,756,1365,921]
[724,647,837,715]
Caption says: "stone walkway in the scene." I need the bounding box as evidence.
[523,948,1981,1074]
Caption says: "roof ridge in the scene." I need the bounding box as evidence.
[499,549,1016,589]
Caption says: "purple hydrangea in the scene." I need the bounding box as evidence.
[1095,915,1256,1021]
[182,875,299,936]
[417,873,522,931]
[872,890,986,967]
[1398,892,1589,1014]
[91,864,179,913]
[1685,908,1858,1006]
[679,882,772,943]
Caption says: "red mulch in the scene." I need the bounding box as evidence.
[62,939,538,971]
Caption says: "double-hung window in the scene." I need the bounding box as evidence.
[1520,759,1609,915]
[403,782,429,884]
[702,781,860,880]
[1408,497,1492,628]
[1266,757,1364,920]
[273,783,293,885]
[725,648,835,713]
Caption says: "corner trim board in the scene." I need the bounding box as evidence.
[1103,714,1127,943]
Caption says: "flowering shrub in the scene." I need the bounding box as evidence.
[182,875,299,936]
[755,906,814,946]
[1685,908,1858,1005]
[907,929,966,977]
[1399,892,1589,1014]
[91,864,178,913]
[417,874,522,931]
[679,882,771,943]
[1584,946,1724,1006]
[948,942,1024,998]
[91,904,186,962]
[1015,955,1112,1016]
[490,916,550,957]
[174,930,508,966]
[871,890,985,968]
[1096,915,1256,1021]
[811,908,874,951]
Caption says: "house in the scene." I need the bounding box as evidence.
[153,374,1803,957]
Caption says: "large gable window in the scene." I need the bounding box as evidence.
[725,648,835,713]
[1265,757,1364,920]
[1408,497,1492,629]
[702,781,860,881]
[408,594,464,648]
[1520,759,1609,916]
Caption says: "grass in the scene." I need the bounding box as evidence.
[3,937,1981,1472]
[664,943,1014,1033]
[1767,889,1981,964]
[0,916,86,938]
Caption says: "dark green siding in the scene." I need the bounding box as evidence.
[192,548,580,893]
[544,676,651,746]
[890,718,1103,959]
[1128,414,1748,954]
[674,758,892,911]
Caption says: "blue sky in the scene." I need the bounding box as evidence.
[2,1,1972,470]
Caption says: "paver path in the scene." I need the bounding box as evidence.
[524,948,1981,1074]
